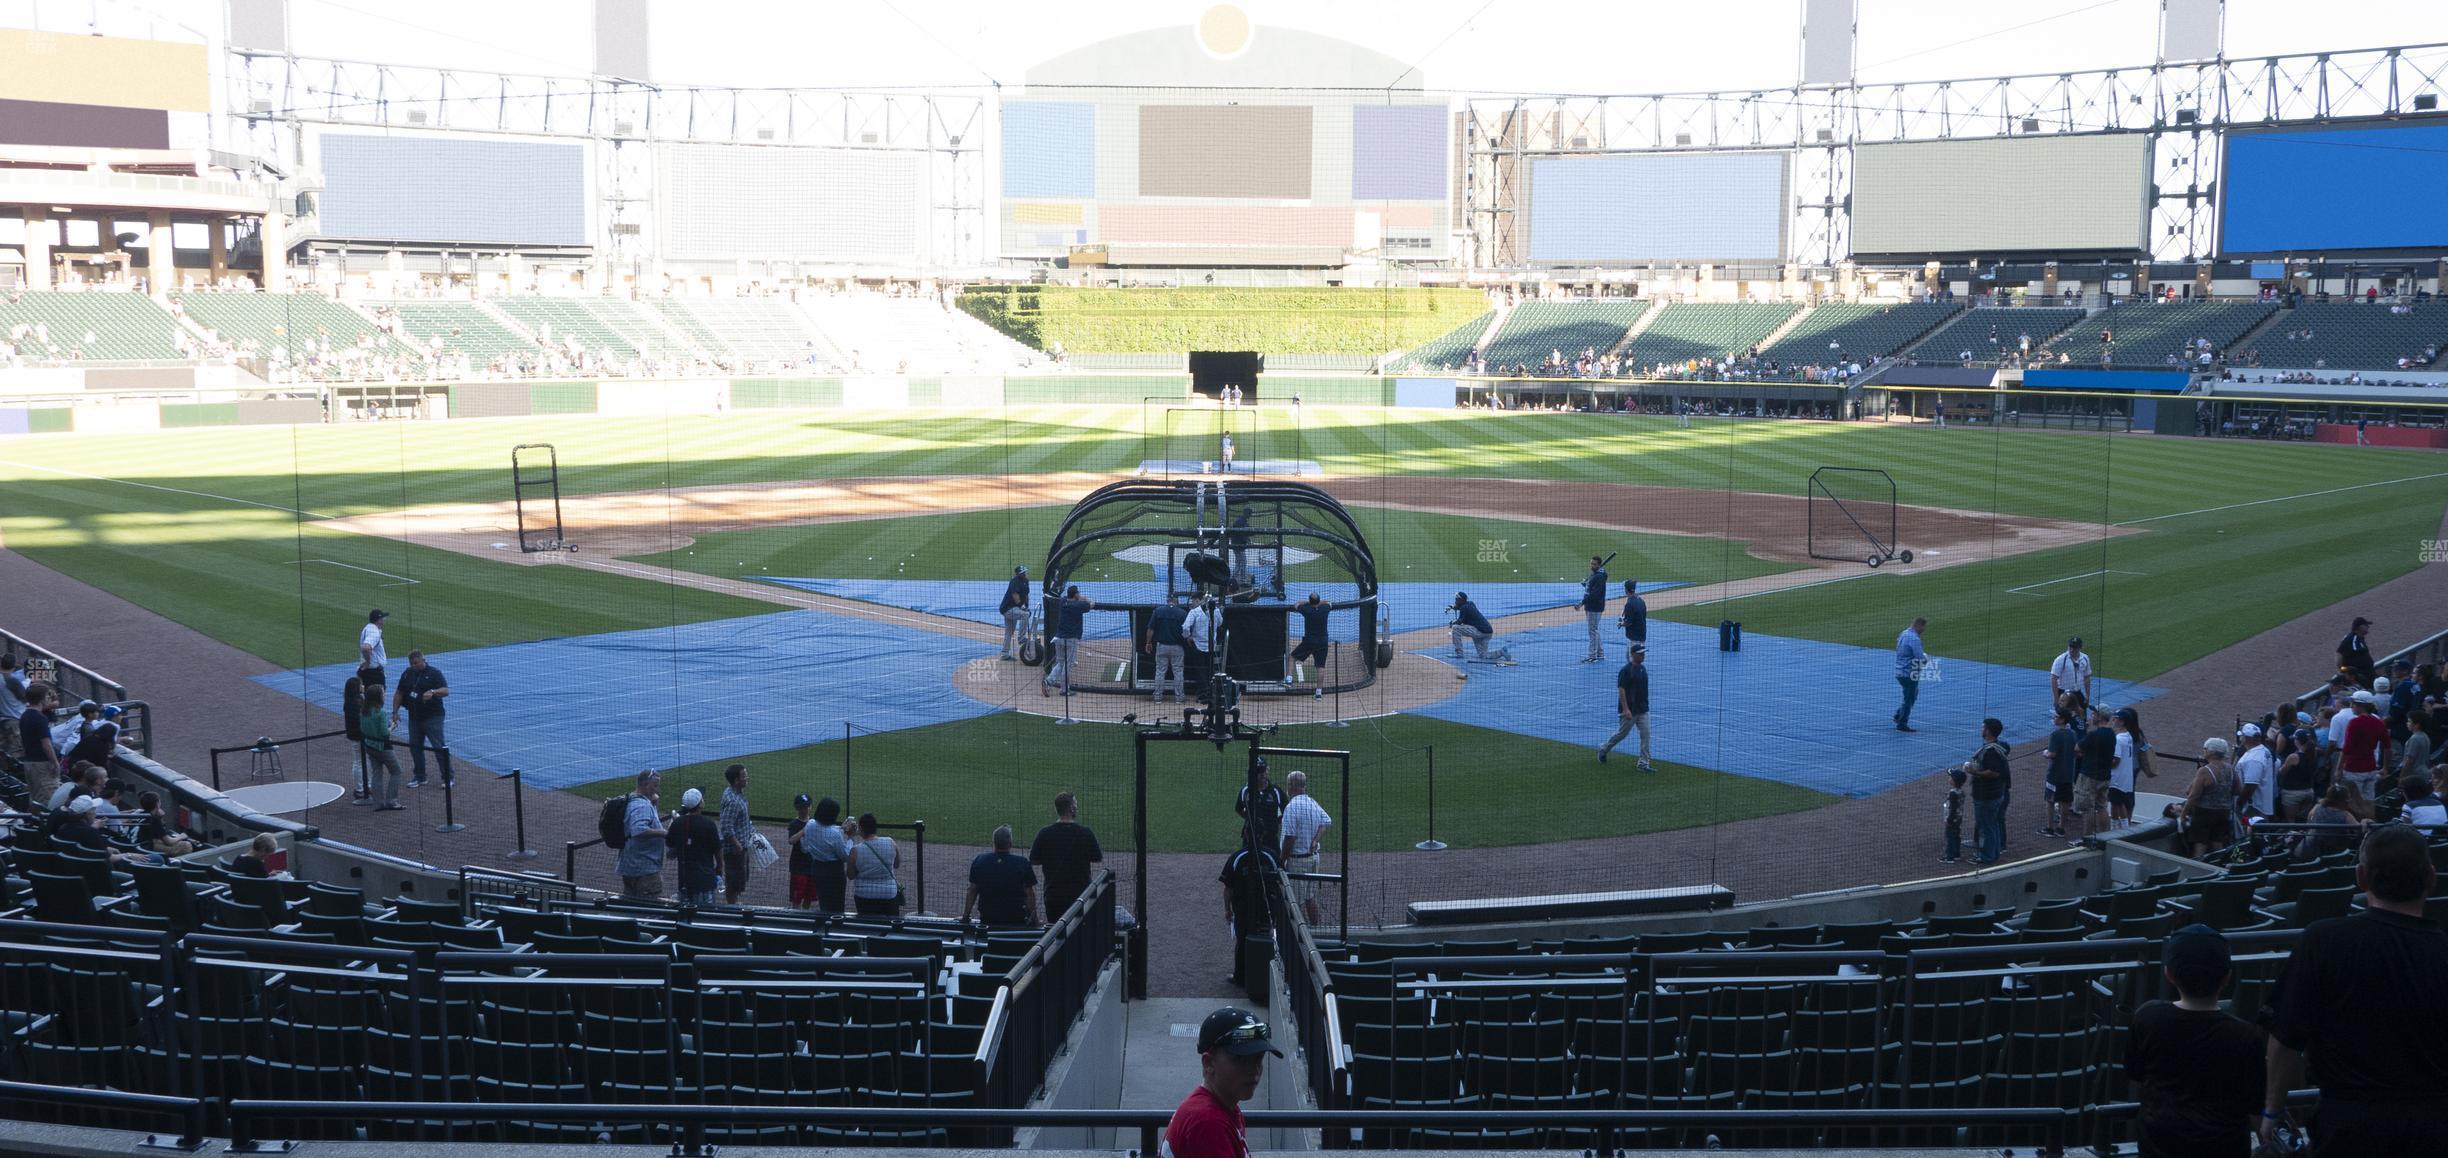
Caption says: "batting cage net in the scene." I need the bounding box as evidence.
[14,79,2442,1004]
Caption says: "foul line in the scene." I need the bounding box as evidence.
[2005,569,2144,595]
[2114,471,2448,527]
[0,458,330,520]
[283,559,420,586]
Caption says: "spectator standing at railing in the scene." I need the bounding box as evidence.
[847,813,901,918]
[963,825,1038,928]
[671,788,722,907]
[616,770,671,901]
[1031,791,1104,919]
[717,764,754,905]
[2337,616,2376,687]
[2338,691,2389,803]
[15,683,60,803]
[2126,925,2265,1158]
[2260,825,2448,1155]
[0,655,25,756]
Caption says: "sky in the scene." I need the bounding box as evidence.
[6,0,2445,94]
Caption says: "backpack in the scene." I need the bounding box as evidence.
[600,794,634,850]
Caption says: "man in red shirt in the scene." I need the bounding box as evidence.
[1165,1007,1281,1158]
[2339,689,2390,803]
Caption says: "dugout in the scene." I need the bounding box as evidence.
[1039,479,1380,697]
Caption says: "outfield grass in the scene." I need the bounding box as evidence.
[1,407,2440,684]
[578,712,1836,855]
[627,505,1796,590]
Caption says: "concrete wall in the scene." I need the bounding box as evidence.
[1021,960,1128,1151]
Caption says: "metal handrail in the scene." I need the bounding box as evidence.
[2294,624,2448,712]
[0,1080,204,1149]
[224,1099,2082,1156]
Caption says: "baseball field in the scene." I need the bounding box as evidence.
[3,403,2442,879]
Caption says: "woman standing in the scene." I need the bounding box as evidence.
[798,796,849,915]
[846,812,900,918]
[2182,738,2241,859]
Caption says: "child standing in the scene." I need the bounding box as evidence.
[1941,767,1966,863]
[786,792,817,910]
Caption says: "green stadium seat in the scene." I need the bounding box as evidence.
[0,291,187,361]
[1479,301,1650,372]
[2043,299,2276,368]
[2234,300,2448,370]
[1904,307,2086,363]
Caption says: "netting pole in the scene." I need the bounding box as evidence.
[1325,641,1348,728]
[843,722,852,806]
[1415,744,1446,851]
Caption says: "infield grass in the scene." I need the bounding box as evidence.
[578,711,1837,855]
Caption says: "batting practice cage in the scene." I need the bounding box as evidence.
[11,70,2448,1005]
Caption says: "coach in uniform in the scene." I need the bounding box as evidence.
[1580,556,1609,663]
[1620,578,1647,662]
[1146,592,1190,703]
[1449,592,1511,662]
[1042,586,1095,698]
[1287,593,1330,685]
[998,567,1030,661]
[1599,643,1655,772]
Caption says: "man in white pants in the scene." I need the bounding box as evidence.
[1279,771,1333,926]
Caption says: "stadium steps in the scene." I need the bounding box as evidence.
[474,300,542,344]
[1749,304,1818,352]
[1618,302,1801,369]
[1602,299,1671,359]
[2220,308,2291,364]
[1755,301,1970,366]
[1394,308,1499,373]
[387,301,535,363]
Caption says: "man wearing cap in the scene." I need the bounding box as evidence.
[670,786,722,907]
[1147,592,1190,704]
[61,704,121,769]
[2234,724,2277,819]
[1042,585,1096,698]
[2260,825,2448,1154]
[2337,616,2376,687]
[358,609,389,691]
[2050,636,2093,717]
[2338,690,2389,802]
[1579,556,1609,663]
[1234,758,1284,858]
[50,795,146,865]
[2126,925,2265,1158]
[1599,643,1655,772]
[616,770,671,901]
[963,825,1038,928]
[1620,578,1647,662]
[998,567,1031,661]
[1893,617,1927,733]
[1168,1008,1281,1158]
[1448,592,1511,663]
[1218,836,1281,993]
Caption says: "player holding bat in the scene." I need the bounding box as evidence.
[1580,553,1614,663]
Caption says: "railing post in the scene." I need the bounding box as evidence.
[913,819,926,915]
[503,768,536,860]
[435,771,464,833]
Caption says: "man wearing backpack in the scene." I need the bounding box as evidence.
[609,770,671,899]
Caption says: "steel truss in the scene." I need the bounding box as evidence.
[227,52,987,266]
[1465,40,2448,266]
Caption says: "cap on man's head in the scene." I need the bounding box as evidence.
[680,788,703,809]
[1014,565,1026,574]
[64,795,100,816]
[1197,1007,1283,1057]
[369,609,388,622]
[1629,642,1647,655]
[75,700,98,713]
[2352,690,2377,705]
[793,792,813,809]
[2163,923,2231,995]
[2376,677,2394,695]
[98,705,120,720]
[2237,723,2261,739]
[2202,737,2230,757]
[2353,616,2373,628]
[2067,636,2083,648]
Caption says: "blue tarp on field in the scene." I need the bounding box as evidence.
[1408,618,2163,798]
[252,608,1000,789]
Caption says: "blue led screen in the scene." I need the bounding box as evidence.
[2221,122,2448,253]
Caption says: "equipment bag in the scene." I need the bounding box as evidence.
[1719,620,1743,652]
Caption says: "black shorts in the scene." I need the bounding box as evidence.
[356,663,385,691]
[1290,639,1328,663]
[2044,780,2075,802]
[2108,788,2135,809]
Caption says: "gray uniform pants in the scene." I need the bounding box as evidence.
[1584,610,1605,658]
[1154,643,1185,701]
[1601,712,1652,760]
[1001,607,1029,657]
[1044,637,1081,694]
[1452,624,1504,659]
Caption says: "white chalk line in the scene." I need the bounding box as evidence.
[0,457,333,520]
[2114,471,2448,526]
[283,558,421,586]
[2004,569,2145,595]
